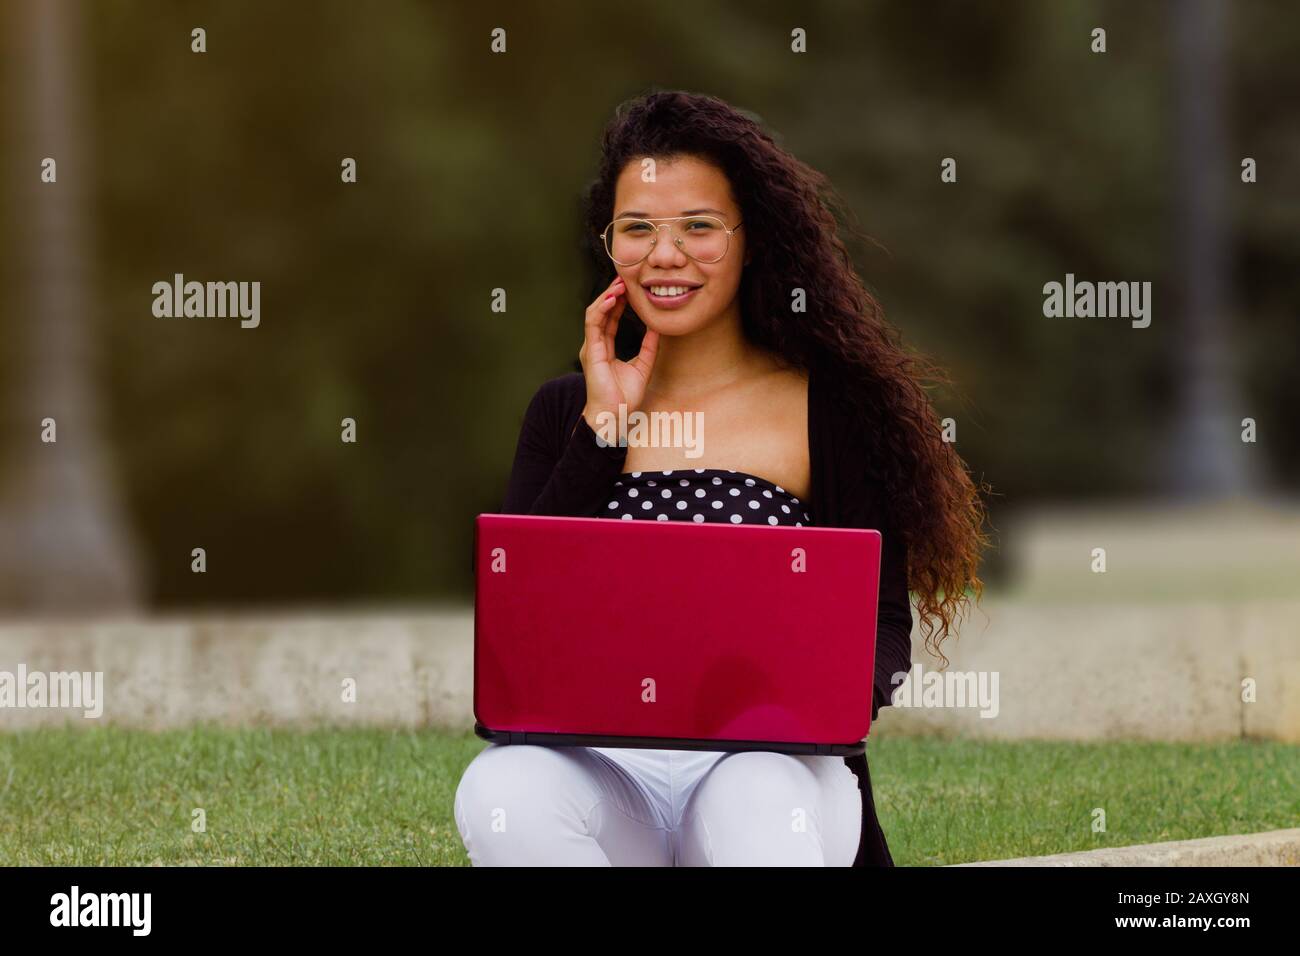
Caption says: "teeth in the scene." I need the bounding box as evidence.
[649,286,693,297]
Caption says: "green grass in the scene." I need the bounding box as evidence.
[0,727,1295,865]
[876,737,1299,865]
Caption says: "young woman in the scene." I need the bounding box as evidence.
[454,90,989,866]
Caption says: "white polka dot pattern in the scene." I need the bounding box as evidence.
[602,469,811,527]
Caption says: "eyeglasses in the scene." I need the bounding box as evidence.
[599,215,743,266]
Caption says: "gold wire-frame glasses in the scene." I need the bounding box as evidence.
[599,215,744,265]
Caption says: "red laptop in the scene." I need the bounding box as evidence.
[472,514,882,756]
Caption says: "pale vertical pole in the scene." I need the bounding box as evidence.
[1166,0,1258,499]
[0,0,145,611]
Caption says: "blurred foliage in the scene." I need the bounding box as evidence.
[1,0,1296,606]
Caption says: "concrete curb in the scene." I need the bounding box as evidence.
[0,598,1298,740]
[951,828,1300,866]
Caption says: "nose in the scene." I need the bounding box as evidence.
[646,223,688,268]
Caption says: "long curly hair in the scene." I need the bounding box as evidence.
[580,89,991,664]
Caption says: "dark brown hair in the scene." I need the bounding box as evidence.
[582,89,991,664]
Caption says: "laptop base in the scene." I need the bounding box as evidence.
[474,721,865,757]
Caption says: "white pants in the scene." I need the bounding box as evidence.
[453,743,862,866]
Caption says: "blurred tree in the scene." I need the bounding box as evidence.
[1,0,1293,609]
[1165,0,1257,498]
[0,0,144,611]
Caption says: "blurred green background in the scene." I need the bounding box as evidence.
[1,0,1296,611]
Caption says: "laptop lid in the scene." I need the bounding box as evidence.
[473,513,882,755]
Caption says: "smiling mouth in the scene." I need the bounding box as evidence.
[644,284,701,298]
[643,286,701,309]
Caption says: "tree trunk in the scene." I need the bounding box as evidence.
[1165,0,1260,499]
[0,0,145,612]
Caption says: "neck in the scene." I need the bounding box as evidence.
[646,307,770,401]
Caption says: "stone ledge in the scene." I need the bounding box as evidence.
[950,827,1300,866]
[0,599,1296,741]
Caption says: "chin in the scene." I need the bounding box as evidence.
[639,311,709,337]
[634,298,713,336]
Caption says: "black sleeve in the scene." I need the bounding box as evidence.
[501,377,629,517]
[864,502,915,724]
[835,472,915,724]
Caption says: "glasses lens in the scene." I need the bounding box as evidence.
[670,216,728,262]
[605,216,730,264]
[607,219,655,265]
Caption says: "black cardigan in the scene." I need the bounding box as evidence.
[499,362,914,867]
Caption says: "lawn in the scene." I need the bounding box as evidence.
[0,727,1295,865]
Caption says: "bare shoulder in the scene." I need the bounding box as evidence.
[761,362,809,410]
[739,360,811,499]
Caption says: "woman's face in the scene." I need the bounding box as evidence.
[609,155,748,337]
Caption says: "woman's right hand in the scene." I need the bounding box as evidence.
[578,275,660,436]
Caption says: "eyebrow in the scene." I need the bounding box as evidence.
[614,207,729,219]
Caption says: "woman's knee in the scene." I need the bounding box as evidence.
[679,751,840,866]
[453,745,605,853]
[793,755,863,867]
[456,744,588,823]
[455,744,664,866]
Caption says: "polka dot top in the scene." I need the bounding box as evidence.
[602,469,812,527]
